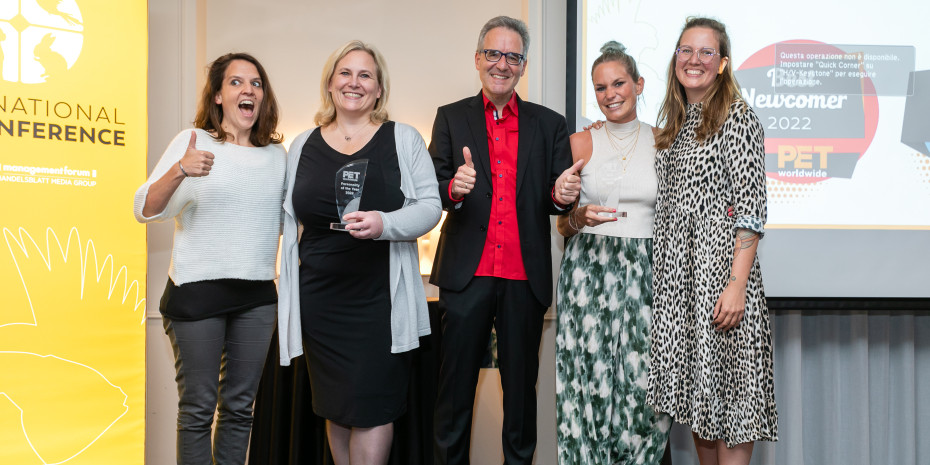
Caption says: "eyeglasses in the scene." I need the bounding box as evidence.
[675,47,719,63]
[481,49,525,66]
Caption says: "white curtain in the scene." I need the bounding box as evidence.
[667,310,930,465]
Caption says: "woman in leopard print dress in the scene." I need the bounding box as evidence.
[646,18,778,464]
[555,41,671,465]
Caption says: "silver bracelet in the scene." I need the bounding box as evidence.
[178,160,190,177]
[567,209,581,232]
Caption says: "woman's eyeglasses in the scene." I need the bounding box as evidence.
[676,47,719,63]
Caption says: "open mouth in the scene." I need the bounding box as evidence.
[238,100,255,116]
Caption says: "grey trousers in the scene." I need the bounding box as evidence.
[163,304,276,465]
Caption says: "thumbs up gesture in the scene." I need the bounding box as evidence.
[450,146,477,200]
[554,159,585,205]
[178,131,215,177]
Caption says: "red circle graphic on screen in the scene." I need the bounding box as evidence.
[736,40,878,184]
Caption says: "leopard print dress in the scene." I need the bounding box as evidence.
[646,100,778,447]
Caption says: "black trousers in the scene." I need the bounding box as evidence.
[433,276,546,465]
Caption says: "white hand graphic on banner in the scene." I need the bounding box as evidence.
[1,227,144,464]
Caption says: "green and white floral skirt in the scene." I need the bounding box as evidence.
[555,233,671,465]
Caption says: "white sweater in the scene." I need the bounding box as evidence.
[134,128,287,284]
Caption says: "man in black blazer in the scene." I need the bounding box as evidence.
[429,16,583,465]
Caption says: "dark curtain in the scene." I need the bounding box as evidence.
[248,302,441,465]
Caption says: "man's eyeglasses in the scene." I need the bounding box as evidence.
[675,47,719,64]
[481,49,526,66]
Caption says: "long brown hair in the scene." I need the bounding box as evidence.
[655,17,743,150]
[194,53,282,147]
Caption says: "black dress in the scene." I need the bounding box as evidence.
[292,122,410,427]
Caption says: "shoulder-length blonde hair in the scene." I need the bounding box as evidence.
[314,40,390,127]
[655,17,743,150]
[194,52,282,147]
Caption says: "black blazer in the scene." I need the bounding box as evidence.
[428,92,571,307]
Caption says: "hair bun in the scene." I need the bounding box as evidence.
[600,41,626,54]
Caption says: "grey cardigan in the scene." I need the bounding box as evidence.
[277,122,441,365]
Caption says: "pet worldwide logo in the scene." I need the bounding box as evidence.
[0,0,84,84]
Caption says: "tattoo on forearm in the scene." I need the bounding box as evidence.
[738,230,758,248]
[733,229,758,259]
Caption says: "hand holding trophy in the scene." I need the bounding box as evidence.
[330,159,369,231]
[595,160,627,219]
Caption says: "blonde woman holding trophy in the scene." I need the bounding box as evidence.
[277,40,440,465]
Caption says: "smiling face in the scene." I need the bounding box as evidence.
[475,26,526,108]
[214,59,263,142]
[593,60,643,124]
[675,26,728,104]
[328,50,382,118]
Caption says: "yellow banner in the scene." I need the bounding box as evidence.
[0,1,147,464]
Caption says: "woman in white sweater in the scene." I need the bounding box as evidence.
[134,53,285,465]
[277,40,440,465]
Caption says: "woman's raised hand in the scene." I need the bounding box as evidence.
[179,132,215,177]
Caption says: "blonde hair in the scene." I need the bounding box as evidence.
[314,40,390,127]
[592,41,640,81]
[655,17,744,150]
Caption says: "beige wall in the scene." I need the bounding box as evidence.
[204,0,524,146]
[146,1,567,463]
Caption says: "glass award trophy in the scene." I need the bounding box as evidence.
[595,160,627,218]
[330,159,369,231]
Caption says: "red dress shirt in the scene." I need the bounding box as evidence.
[475,93,526,280]
[447,93,528,279]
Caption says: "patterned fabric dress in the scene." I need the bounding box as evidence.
[556,121,671,465]
[646,100,778,447]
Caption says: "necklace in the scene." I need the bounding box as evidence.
[604,121,639,143]
[336,122,372,141]
[604,120,641,173]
